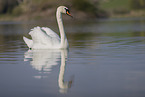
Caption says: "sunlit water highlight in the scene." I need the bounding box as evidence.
[0,18,145,97]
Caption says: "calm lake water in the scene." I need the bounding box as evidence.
[0,18,145,97]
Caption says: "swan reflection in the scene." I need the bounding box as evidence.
[24,49,61,74]
[58,50,73,93]
[24,49,73,93]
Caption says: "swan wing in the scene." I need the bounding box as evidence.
[41,27,60,39]
[29,26,60,49]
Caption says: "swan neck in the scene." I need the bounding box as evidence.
[56,10,67,48]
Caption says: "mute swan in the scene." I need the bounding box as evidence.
[23,6,72,49]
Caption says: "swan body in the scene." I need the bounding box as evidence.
[23,6,72,49]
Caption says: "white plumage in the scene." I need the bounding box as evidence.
[23,6,72,49]
[23,26,60,49]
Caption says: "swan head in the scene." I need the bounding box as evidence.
[57,6,73,17]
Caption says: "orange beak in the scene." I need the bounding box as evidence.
[66,11,73,18]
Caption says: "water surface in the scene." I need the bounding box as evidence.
[0,18,145,97]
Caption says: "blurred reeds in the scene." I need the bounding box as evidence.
[0,0,145,21]
[100,0,145,17]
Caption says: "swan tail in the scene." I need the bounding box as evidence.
[23,36,33,48]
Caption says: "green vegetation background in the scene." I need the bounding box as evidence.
[0,0,145,21]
